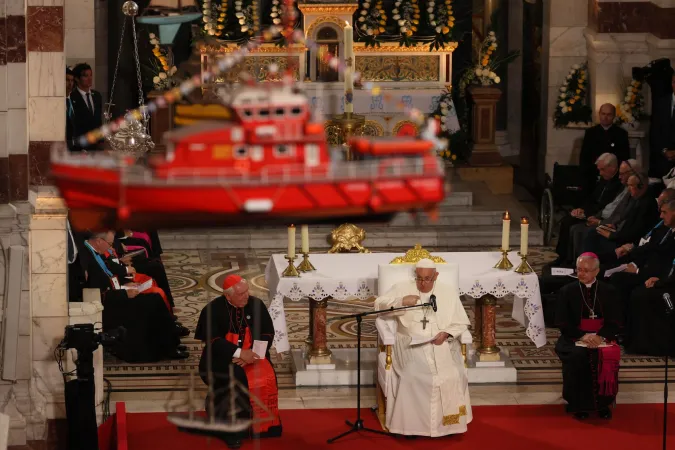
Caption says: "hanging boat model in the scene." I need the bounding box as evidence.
[50,83,447,231]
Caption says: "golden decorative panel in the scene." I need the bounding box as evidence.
[324,124,342,145]
[392,120,419,135]
[442,405,468,426]
[361,120,384,137]
[356,56,439,82]
[354,42,458,53]
[305,16,348,40]
[298,4,358,14]
[199,43,306,54]
[216,56,300,83]
[389,244,447,264]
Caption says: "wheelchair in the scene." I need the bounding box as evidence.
[539,163,587,245]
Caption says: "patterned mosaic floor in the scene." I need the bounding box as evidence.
[103,246,671,394]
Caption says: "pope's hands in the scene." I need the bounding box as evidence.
[402,295,420,307]
[431,332,450,345]
[645,277,660,288]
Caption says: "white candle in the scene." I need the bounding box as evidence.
[288,225,296,258]
[501,211,510,251]
[520,217,529,256]
[344,21,354,114]
[301,224,309,253]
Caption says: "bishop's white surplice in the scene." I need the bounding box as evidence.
[375,279,472,436]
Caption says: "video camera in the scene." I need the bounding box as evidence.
[60,324,125,379]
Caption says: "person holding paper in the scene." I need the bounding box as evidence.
[555,253,622,420]
[374,258,471,437]
[81,232,188,362]
[194,275,281,448]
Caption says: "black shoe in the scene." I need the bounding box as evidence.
[166,348,189,360]
[404,435,418,440]
[177,344,188,352]
[598,408,612,419]
[224,437,242,449]
[175,324,190,337]
[574,412,589,420]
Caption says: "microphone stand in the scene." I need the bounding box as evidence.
[664,305,673,450]
[326,300,435,444]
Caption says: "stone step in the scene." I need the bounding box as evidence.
[159,223,544,250]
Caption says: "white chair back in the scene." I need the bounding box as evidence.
[377,263,460,296]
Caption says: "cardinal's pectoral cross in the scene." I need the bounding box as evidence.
[421,316,429,330]
[589,311,597,319]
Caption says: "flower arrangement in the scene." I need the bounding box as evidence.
[201,0,226,37]
[235,0,259,39]
[553,62,592,128]
[431,87,467,162]
[149,33,178,91]
[270,0,298,47]
[392,0,420,47]
[428,0,455,50]
[473,31,500,85]
[356,0,386,47]
[615,78,645,128]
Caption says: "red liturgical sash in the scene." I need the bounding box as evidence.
[133,273,171,312]
[225,329,281,434]
[580,318,620,397]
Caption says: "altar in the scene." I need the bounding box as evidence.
[264,250,545,385]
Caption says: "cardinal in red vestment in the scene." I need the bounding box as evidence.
[194,275,281,449]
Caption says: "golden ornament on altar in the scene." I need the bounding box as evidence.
[327,223,369,253]
[389,244,446,264]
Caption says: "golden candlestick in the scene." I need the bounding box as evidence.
[514,252,533,274]
[282,255,300,277]
[493,249,513,270]
[296,252,316,272]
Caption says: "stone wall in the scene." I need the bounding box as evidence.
[542,0,675,177]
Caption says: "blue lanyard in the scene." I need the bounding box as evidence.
[84,241,114,278]
[646,220,664,238]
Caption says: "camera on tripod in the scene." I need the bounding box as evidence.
[61,323,125,354]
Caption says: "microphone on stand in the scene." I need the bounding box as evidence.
[429,295,437,312]
[664,293,674,313]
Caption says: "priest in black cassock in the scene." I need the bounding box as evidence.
[579,104,630,193]
[555,253,622,420]
[195,274,281,449]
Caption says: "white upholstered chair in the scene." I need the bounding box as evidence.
[374,262,472,429]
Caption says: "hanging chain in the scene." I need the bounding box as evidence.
[106,18,127,122]
[130,19,144,109]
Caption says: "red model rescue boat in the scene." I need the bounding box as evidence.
[50,84,447,231]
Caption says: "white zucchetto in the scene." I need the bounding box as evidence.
[415,258,436,269]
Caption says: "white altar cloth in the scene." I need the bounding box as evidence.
[264,252,545,353]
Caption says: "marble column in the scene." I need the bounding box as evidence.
[27,2,66,188]
[477,294,500,361]
[308,298,332,364]
[65,0,95,70]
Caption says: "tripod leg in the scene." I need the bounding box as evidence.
[327,427,358,444]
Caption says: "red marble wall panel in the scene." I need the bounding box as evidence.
[588,2,675,39]
[0,19,7,66]
[6,16,26,63]
[28,141,53,186]
[0,157,9,204]
[27,6,64,52]
[8,154,28,201]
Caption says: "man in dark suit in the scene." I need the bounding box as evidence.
[69,63,103,151]
[579,104,630,193]
[648,74,675,179]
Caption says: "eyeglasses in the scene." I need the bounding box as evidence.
[415,276,435,283]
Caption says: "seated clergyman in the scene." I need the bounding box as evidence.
[194,275,282,449]
[374,258,471,437]
[555,253,622,420]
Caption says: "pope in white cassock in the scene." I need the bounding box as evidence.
[374,258,472,437]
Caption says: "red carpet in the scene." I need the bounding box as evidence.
[124,404,675,450]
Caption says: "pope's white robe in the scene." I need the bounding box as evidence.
[375,280,472,437]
